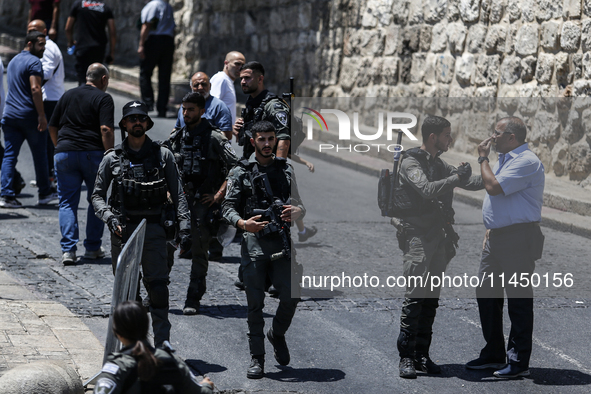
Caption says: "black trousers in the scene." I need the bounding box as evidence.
[75,46,105,86]
[139,35,174,115]
[475,223,543,368]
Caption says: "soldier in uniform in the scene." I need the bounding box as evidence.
[392,115,483,378]
[92,101,191,348]
[232,61,291,159]
[166,92,238,315]
[223,120,305,379]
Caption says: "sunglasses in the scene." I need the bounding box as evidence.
[127,115,149,123]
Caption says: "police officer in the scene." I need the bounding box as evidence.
[392,115,483,378]
[167,92,238,315]
[222,120,304,379]
[92,101,191,348]
[232,61,291,159]
[94,301,213,394]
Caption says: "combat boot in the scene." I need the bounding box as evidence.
[247,356,264,379]
[415,354,442,374]
[399,357,417,379]
[267,328,290,365]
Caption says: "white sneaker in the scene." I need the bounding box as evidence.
[38,192,59,205]
[83,247,106,260]
[62,251,77,265]
[0,196,23,208]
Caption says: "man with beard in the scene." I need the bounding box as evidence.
[167,92,237,315]
[1,31,58,208]
[232,61,290,159]
[48,63,113,265]
[92,101,191,348]
[222,120,305,379]
[392,115,484,378]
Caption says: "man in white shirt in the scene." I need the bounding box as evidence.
[28,19,65,185]
[210,51,245,127]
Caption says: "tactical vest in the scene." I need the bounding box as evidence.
[388,147,448,218]
[110,142,168,212]
[239,158,291,219]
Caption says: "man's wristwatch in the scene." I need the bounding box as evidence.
[478,156,489,164]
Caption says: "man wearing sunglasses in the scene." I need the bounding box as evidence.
[466,117,545,378]
[92,100,191,348]
[48,63,113,265]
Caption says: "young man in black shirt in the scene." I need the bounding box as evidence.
[65,1,116,85]
[49,63,114,265]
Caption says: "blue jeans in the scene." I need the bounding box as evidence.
[54,151,105,253]
[1,117,51,197]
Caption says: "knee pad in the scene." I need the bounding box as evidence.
[148,280,169,309]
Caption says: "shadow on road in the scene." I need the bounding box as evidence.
[436,364,591,386]
[185,359,227,375]
[265,366,346,382]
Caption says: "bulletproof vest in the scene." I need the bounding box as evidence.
[119,348,184,394]
[240,158,290,218]
[178,126,212,188]
[389,147,448,218]
[111,142,168,211]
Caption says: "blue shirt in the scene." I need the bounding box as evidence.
[482,143,545,229]
[175,95,232,132]
[1,51,44,122]
[141,0,175,37]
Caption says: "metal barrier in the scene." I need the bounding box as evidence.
[83,219,147,388]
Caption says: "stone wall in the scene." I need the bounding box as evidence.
[1,0,591,184]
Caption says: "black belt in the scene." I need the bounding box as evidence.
[490,222,539,236]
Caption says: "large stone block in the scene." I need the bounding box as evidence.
[505,0,521,21]
[474,55,500,86]
[384,24,401,55]
[501,56,521,84]
[436,54,456,83]
[410,53,427,83]
[521,56,537,82]
[541,21,561,52]
[459,0,481,22]
[561,22,581,53]
[431,23,448,52]
[583,52,591,79]
[447,22,467,53]
[455,53,475,85]
[536,0,563,21]
[484,24,507,53]
[420,25,433,51]
[535,53,554,84]
[563,0,582,18]
[515,24,539,56]
[466,24,487,53]
[424,0,448,23]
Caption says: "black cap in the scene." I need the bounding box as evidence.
[119,101,154,131]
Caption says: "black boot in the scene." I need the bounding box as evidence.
[247,356,264,379]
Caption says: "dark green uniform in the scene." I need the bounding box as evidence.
[166,119,238,310]
[395,148,483,360]
[92,136,190,347]
[93,345,213,394]
[222,154,304,357]
[238,90,290,159]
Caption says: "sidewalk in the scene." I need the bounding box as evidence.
[0,271,103,388]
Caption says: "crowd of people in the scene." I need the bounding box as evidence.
[0,0,547,391]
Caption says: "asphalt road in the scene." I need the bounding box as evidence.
[1,81,591,393]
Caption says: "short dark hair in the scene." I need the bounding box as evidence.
[25,31,44,46]
[240,61,265,76]
[251,120,276,138]
[421,115,451,141]
[182,92,206,109]
[498,116,527,143]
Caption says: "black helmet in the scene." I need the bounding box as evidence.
[119,101,154,131]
